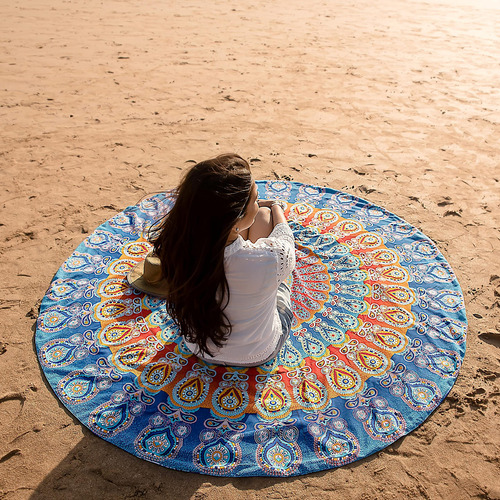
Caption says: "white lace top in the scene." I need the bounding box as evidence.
[183,222,296,365]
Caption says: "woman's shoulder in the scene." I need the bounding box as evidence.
[224,237,279,263]
[224,235,267,257]
[238,238,279,257]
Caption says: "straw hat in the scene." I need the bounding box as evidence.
[127,253,169,298]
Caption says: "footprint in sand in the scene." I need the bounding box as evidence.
[443,209,462,217]
[437,197,453,207]
[0,393,25,426]
[0,449,21,464]
[476,368,499,382]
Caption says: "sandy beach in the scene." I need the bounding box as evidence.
[0,0,499,497]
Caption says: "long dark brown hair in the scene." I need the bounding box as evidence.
[151,154,253,357]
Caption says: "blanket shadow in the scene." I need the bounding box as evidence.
[30,432,201,500]
[30,316,389,500]
[29,428,383,500]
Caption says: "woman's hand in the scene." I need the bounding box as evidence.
[259,199,287,210]
[258,199,276,208]
[258,199,287,226]
[258,200,286,210]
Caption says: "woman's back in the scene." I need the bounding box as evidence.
[184,222,295,365]
[142,153,295,366]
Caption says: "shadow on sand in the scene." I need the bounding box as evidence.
[30,319,388,500]
[30,426,385,500]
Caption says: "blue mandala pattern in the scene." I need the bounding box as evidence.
[36,181,467,476]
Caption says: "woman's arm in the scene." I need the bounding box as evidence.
[258,199,286,227]
[254,200,295,282]
[270,203,286,227]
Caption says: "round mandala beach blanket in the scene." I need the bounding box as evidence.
[36,180,467,477]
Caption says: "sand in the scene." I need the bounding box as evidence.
[0,0,499,498]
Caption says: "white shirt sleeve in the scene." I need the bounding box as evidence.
[262,222,296,286]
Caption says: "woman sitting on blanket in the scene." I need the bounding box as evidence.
[129,154,296,367]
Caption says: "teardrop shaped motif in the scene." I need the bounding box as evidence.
[411,240,438,259]
[123,241,151,258]
[279,341,303,367]
[381,306,414,328]
[113,342,157,371]
[372,329,407,352]
[426,263,453,283]
[38,307,72,333]
[378,266,409,283]
[364,406,406,442]
[328,366,362,396]
[290,203,313,220]
[383,286,415,305]
[354,349,389,375]
[300,379,321,403]
[107,259,137,276]
[293,302,311,321]
[84,231,107,247]
[402,378,440,411]
[263,389,286,413]
[178,378,203,403]
[89,400,133,438]
[84,230,124,252]
[172,373,210,409]
[335,193,357,206]
[298,335,326,358]
[220,388,242,410]
[99,324,135,345]
[255,384,292,419]
[293,378,328,410]
[98,279,130,298]
[108,212,142,233]
[312,426,360,466]
[365,205,390,221]
[299,185,325,199]
[265,180,292,199]
[429,290,464,313]
[337,220,362,234]
[46,343,72,363]
[51,282,75,299]
[57,371,98,404]
[139,362,172,392]
[344,284,370,297]
[339,297,367,315]
[329,310,359,330]
[311,209,338,227]
[211,385,249,419]
[62,253,94,273]
[423,349,460,378]
[256,437,302,476]
[357,233,383,248]
[369,249,398,265]
[96,301,128,319]
[314,323,345,345]
[388,220,416,238]
[39,339,78,367]
[137,427,176,460]
[194,438,241,475]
